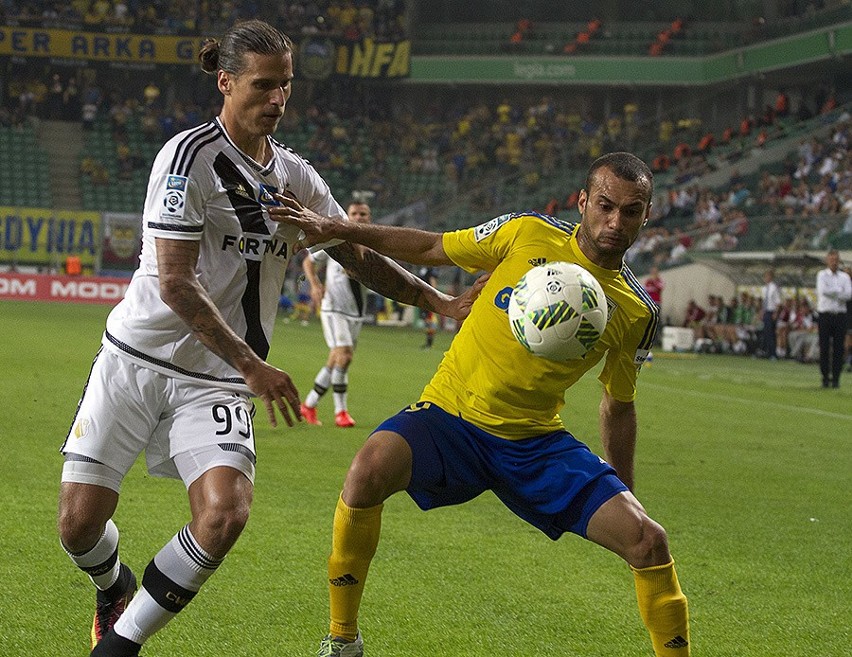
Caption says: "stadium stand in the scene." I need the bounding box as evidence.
[0,124,52,207]
[0,0,849,272]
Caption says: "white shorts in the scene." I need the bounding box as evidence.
[320,311,363,349]
[61,349,256,492]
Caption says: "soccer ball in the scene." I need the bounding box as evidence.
[508,261,608,362]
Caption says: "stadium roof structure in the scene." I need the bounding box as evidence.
[693,250,851,287]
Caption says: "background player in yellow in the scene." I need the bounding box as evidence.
[272,152,690,656]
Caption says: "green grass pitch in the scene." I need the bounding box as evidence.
[0,300,849,656]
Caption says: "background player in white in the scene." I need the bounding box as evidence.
[300,200,372,428]
[57,20,482,657]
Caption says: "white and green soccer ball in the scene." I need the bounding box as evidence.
[508,261,608,362]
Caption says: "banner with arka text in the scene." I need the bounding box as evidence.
[0,26,410,77]
[0,26,205,64]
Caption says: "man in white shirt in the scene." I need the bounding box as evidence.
[57,20,482,657]
[759,268,781,359]
[816,249,852,387]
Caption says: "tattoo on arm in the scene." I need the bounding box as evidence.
[326,243,432,311]
[163,280,254,369]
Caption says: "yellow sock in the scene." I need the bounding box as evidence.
[327,494,383,641]
[632,560,690,655]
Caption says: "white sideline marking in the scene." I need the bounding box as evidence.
[642,382,852,421]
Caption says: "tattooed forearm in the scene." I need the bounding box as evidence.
[160,277,256,369]
[327,243,436,311]
[156,236,259,373]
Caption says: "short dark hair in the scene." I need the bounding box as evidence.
[585,152,654,202]
[199,20,293,75]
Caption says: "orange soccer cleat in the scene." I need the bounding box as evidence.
[300,403,322,426]
[334,410,356,428]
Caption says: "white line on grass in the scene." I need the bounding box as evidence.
[641,382,852,421]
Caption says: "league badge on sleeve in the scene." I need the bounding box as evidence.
[474,213,512,242]
[162,175,188,218]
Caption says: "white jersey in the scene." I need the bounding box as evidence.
[310,249,367,319]
[103,118,347,392]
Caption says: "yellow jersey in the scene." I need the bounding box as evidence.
[420,212,658,440]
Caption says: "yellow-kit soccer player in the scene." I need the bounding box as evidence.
[271,152,690,656]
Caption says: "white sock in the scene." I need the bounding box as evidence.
[305,366,332,408]
[332,367,348,413]
[63,518,121,590]
[113,525,222,644]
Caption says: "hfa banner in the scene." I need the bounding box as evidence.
[0,26,205,64]
[0,207,100,266]
[334,38,410,78]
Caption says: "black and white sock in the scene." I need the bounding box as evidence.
[112,525,223,644]
[63,518,121,591]
[305,366,332,407]
[332,367,348,413]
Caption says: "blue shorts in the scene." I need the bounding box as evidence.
[374,403,628,540]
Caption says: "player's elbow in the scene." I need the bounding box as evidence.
[158,274,198,313]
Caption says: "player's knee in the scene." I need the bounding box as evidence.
[625,516,670,568]
[57,506,105,554]
[196,495,251,544]
[345,454,391,505]
[344,438,407,506]
[57,484,117,553]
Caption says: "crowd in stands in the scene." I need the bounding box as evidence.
[649,88,839,184]
[679,289,831,364]
[627,110,851,271]
[0,50,852,232]
[0,0,408,40]
[2,49,849,262]
[3,64,849,245]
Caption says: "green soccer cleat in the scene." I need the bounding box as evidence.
[317,632,363,657]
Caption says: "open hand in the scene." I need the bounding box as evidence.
[442,273,490,322]
[270,192,339,251]
[242,360,302,428]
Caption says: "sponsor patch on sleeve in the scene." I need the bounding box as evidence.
[634,348,650,366]
[474,213,512,242]
[166,175,187,191]
[161,175,188,219]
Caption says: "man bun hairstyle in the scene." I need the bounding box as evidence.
[199,19,293,75]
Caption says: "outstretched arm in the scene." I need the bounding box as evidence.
[269,192,451,265]
[324,241,468,317]
[270,193,487,320]
[599,389,637,491]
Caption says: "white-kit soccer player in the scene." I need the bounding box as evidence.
[300,201,373,428]
[57,20,482,657]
